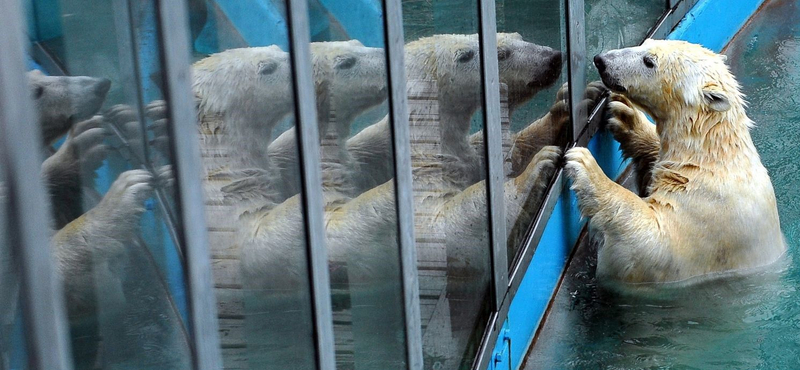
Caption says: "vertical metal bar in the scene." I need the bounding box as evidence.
[153,1,223,369]
[0,0,73,368]
[566,0,587,143]
[477,0,508,310]
[285,0,336,368]
[380,0,424,368]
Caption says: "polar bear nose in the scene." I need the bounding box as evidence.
[95,78,111,97]
[548,51,563,70]
[593,54,607,73]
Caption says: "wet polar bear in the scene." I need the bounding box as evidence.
[566,39,786,284]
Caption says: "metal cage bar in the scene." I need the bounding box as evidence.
[153,0,223,369]
[380,0,425,368]
[477,0,509,312]
[285,0,337,368]
[566,0,588,143]
[0,0,74,368]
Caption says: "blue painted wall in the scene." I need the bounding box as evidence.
[490,0,767,368]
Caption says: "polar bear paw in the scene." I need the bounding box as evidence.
[102,169,155,211]
[565,147,606,216]
[529,145,562,174]
[69,116,112,176]
[605,94,646,140]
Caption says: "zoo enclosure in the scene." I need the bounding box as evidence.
[0,0,735,369]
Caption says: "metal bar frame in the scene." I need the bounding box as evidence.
[0,0,73,368]
[380,0,424,368]
[285,0,337,368]
[153,0,223,369]
[477,0,508,312]
[566,0,588,143]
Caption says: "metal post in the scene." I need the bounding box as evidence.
[477,0,509,311]
[566,0,587,143]
[153,1,224,369]
[0,0,73,368]
[381,0,424,368]
[285,0,337,368]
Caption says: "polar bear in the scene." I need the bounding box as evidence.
[52,169,155,311]
[347,33,564,194]
[243,40,388,204]
[28,70,111,146]
[192,46,299,170]
[41,116,111,229]
[51,168,158,368]
[566,39,786,284]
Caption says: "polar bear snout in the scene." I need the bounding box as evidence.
[94,78,111,98]
[530,49,563,88]
[594,53,626,93]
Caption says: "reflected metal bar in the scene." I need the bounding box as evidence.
[154,0,223,369]
[0,0,74,368]
[285,0,336,368]
[477,0,508,311]
[380,0,424,368]
[566,0,588,142]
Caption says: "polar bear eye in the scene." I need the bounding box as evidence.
[456,49,475,63]
[258,61,279,76]
[643,55,656,69]
[497,48,511,61]
[33,85,45,99]
[335,55,357,70]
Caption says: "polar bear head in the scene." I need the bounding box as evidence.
[404,34,483,113]
[193,45,293,144]
[311,40,387,127]
[593,39,741,121]
[28,70,111,145]
[496,32,563,112]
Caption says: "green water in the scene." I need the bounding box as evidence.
[525,0,800,368]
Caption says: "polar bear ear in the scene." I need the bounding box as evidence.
[719,54,728,63]
[347,39,365,47]
[703,88,731,112]
[334,54,357,70]
[258,60,279,76]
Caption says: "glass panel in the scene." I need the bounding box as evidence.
[305,2,409,369]
[186,1,318,369]
[0,167,27,370]
[401,1,493,368]
[495,0,570,267]
[29,0,192,368]
[585,0,666,81]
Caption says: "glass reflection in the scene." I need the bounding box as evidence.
[0,168,26,370]
[400,0,495,366]
[188,1,318,369]
[303,4,410,369]
[29,0,191,368]
[495,0,568,266]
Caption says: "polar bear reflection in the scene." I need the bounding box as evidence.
[214,33,567,369]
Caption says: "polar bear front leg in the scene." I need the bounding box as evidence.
[565,147,657,230]
[605,94,660,195]
[505,146,561,239]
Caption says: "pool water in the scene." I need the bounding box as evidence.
[524,0,800,368]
